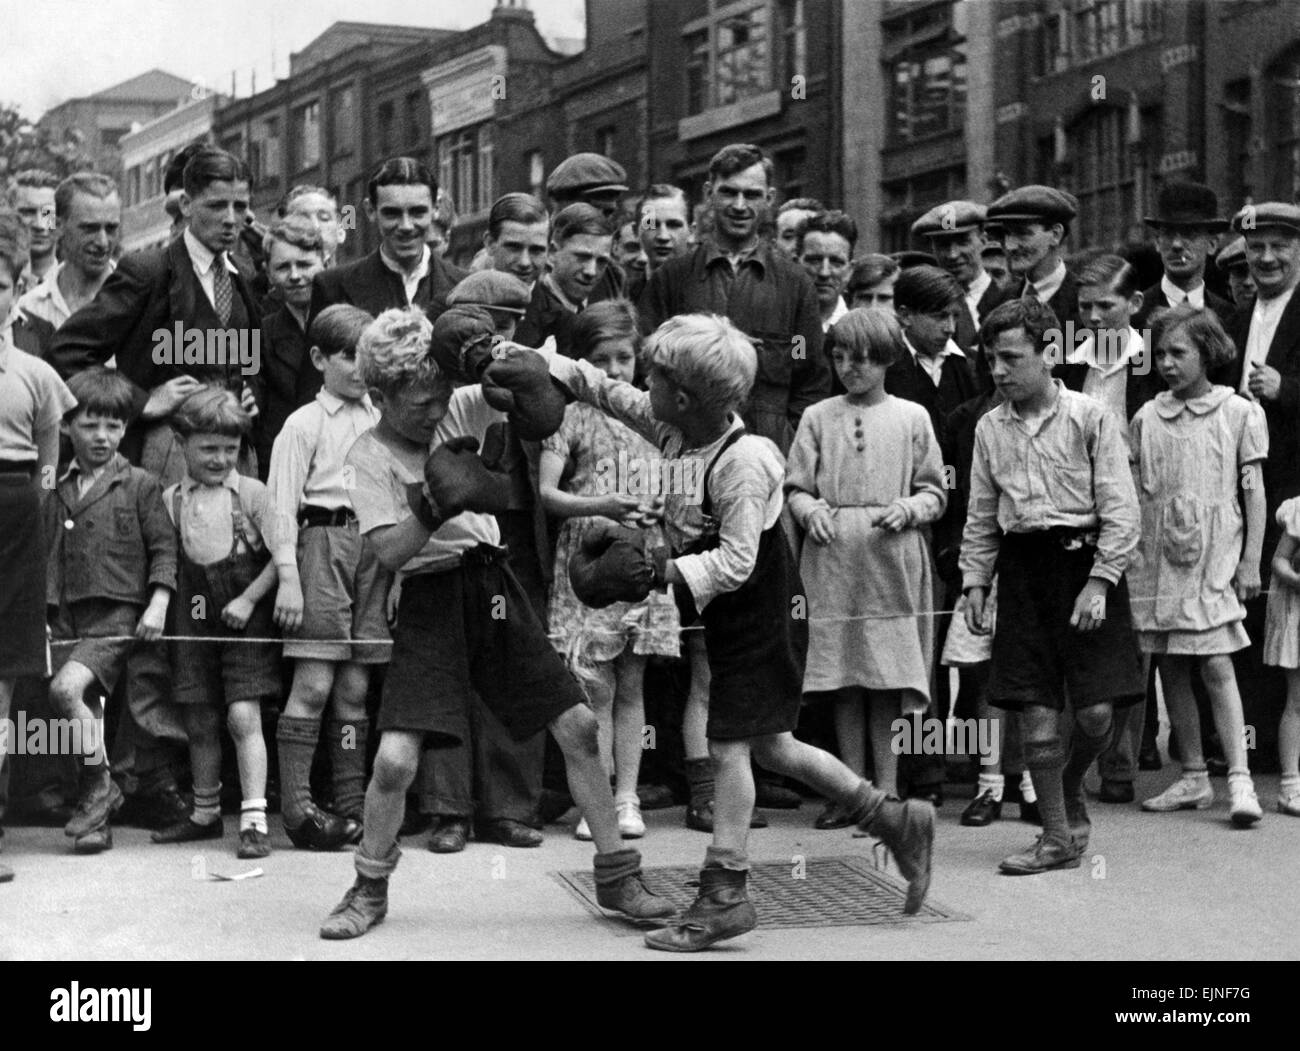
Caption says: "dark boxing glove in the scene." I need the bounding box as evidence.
[481,347,568,442]
[411,435,511,529]
[568,521,655,609]
[428,306,499,384]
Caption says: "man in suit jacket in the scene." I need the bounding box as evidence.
[1217,201,1300,774]
[309,157,466,322]
[911,200,1014,352]
[987,185,1081,328]
[1132,182,1233,332]
[47,146,261,480]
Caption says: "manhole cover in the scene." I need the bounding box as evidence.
[553,855,970,933]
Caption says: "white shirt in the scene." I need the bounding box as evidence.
[1160,274,1204,310]
[183,228,239,312]
[1026,259,1067,307]
[266,388,380,555]
[1066,325,1145,445]
[165,470,271,567]
[964,269,992,329]
[822,296,849,333]
[17,262,76,330]
[905,334,966,387]
[1240,283,1299,397]
[379,244,430,306]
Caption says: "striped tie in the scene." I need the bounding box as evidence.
[213,256,233,325]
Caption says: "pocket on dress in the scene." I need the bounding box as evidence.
[1160,495,1203,567]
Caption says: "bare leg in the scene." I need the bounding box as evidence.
[550,704,621,853]
[833,688,867,778]
[866,690,901,796]
[613,652,647,799]
[710,738,755,856]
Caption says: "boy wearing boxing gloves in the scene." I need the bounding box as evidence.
[491,313,936,952]
[319,306,672,938]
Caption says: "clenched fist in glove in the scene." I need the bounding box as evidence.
[407,436,511,531]
[481,346,569,441]
[428,306,500,383]
[568,520,667,609]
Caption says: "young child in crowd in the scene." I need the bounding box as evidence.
[1264,496,1300,817]
[963,297,1144,874]
[152,388,280,858]
[268,304,388,850]
[1132,306,1266,827]
[44,368,176,855]
[539,300,681,840]
[0,213,78,882]
[785,309,946,817]
[318,306,673,939]
[536,312,935,951]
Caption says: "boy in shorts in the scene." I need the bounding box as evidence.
[492,313,936,952]
[267,305,388,849]
[43,367,176,855]
[318,307,673,938]
[962,297,1144,874]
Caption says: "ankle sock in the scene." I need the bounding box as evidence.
[614,790,640,807]
[240,799,268,834]
[977,773,1004,802]
[192,784,221,825]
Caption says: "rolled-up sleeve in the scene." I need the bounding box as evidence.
[674,460,770,612]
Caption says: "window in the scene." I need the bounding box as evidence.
[1061,107,1137,249]
[682,1,773,116]
[780,0,806,81]
[889,45,966,144]
[333,85,355,156]
[250,116,281,185]
[1269,46,1300,202]
[126,165,140,206]
[378,101,395,157]
[598,126,616,160]
[100,127,129,149]
[774,147,806,201]
[1037,0,1163,73]
[294,101,321,170]
[437,123,496,217]
[880,167,966,252]
[527,149,545,199]
[1223,79,1253,207]
[405,90,422,147]
[144,157,158,200]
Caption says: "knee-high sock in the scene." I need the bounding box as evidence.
[328,717,369,820]
[1063,715,1113,802]
[1025,738,1068,841]
[276,715,321,827]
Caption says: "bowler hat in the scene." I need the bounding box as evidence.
[1143,182,1227,231]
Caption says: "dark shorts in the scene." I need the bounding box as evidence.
[379,546,584,747]
[49,600,138,695]
[988,529,1144,713]
[0,473,49,679]
[171,598,280,709]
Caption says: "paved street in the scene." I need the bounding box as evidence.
[3,767,1297,962]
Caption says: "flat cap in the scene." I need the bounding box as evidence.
[447,271,532,315]
[911,201,987,238]
[1215,236,1248,271]
[987,185,1079,225]
[1231,201,1300,236]
[545,153,629,198]
[890,250,938,269]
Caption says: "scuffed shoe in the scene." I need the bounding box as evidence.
[1278,783,1300,817]
[1142,774,1214,813]
[65,772,123,839]
[998,833,1082,875]
[237,828,272,859]
[1228,776,1262,828]
[644,867,757,952]
[860,796,934,914]
[616,799,645,839]
[73,823,113,855]
[594,848,675,921]
[319,877,389,940]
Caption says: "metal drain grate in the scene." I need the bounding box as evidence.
[554,855,970,933]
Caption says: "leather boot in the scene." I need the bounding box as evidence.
[594,847,676,921]
[858,792,935,915]
[644,866,757,952]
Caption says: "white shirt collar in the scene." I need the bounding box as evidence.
[823,296,849,333]
[905,334,966,362]
[183,228,237,277]
[1066,326,1144,376]
[966,268,992,304]
[379,243,430,280]
[1161,274,1204,310]
[316,387,373,416]
[181,468,241,494]
[1029,259,1067,305]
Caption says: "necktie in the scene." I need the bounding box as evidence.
[213,257,233,325]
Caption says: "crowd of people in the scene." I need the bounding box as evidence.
[2,134,1299,952]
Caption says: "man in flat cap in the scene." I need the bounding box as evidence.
[545,152,628,302]
[1217,236,1256,307]
[1220,201,1300,773]
[987,184,1080,328]
[1132,182,1233,332]
[912,200,1014,352]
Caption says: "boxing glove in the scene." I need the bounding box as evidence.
[481,347,569,441]
[428,306,499,383]
[407,436,510,530]
[568,521,656,609]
